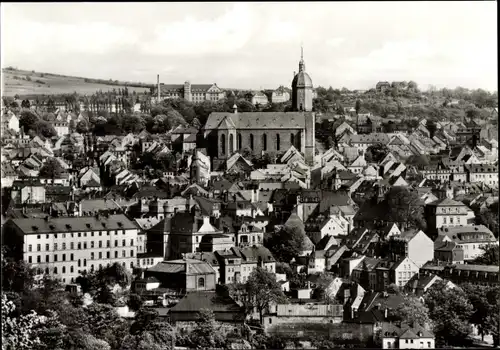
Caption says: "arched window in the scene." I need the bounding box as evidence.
[54,267,58,274]
[62,266,66,273]
[276,134,280,151]
[290,133,295,147]
[237,133,242,149]
[250,134,254,150]
[229,134,234,154]
[198,277,205,288]
[263,134,267,151]
[220,134,226,155]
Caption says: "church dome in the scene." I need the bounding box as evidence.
[292,70,313,88]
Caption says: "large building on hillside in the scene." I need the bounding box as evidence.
[202,50,315,169]
[2,214,139,284]
[154,81,225,103]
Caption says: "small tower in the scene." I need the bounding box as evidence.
[291,46,313,112]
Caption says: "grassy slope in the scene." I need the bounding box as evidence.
[2,68,151,97]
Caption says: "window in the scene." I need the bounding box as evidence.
[122,239,126,247]
[62,266,66,274]
[290,133,295,146]
[71,253,74,261]
[427,342,431,347]
[37,244,41,252]
[46,255,50,263]
[107,252,110,259]
[62,254,66,261]
[83,259,87,267]
[443,217,447,224]
[37,235,41,239]
[122,250,126,257]
[99,241,102,248]
[54,267,58,274]
[84,242,87,249]
[276,134,280,151]
[237,133,242,149]
[37,256,41,263]
[91,241,94,248]
[130,239,134,246]
[78,233,81,237]
[70,266,74,273]
[78,259,81,267]
[115,240,118,247]
[250,134,254,150]
[269,318,272,324]
[28,244,32,252]
[28,256,32,263]
[115,251,118,258]
[107,240,110,248]
[70,242,74,249]
[62,243,66,250]
[91,232,94,237]
[130,250,134,257]
[405,340,409,344]
[220,134,226,155]
[46,244,49,251]
[198,277,205,287]
[263,134,267,151]
[91,252,95,260]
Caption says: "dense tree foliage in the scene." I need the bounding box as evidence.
[365,143,389,163]
[39,158,65,179]
[425,280,474,346]
[385,186,427,231]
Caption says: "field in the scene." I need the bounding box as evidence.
[1,68,152,97]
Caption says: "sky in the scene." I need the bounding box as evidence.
[1,2,498,91]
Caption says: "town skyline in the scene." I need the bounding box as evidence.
[2,2,498,92]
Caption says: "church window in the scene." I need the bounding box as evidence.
[263,134,267,151]
[220,134,226,155]
[290,133,295,146]
[276,134,280,151]
[250,134,254,150]
[237,133,242,149]
[229,134,234,154]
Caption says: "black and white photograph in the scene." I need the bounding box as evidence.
[0,2,498,349]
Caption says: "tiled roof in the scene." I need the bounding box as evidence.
[8,214,137,234]
[148,258,216,275]
[427,198,466,207]
[169,291,242,317]
[203,112,312,130]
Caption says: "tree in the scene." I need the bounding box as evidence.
[472,245,499,265]
[365,143,389,163]
[245,267,287,324]
[191,117,201,128]
[408,81,418,91]
[425,280,473,346]
[76,120,89,134]
[39,158,64,179]
[19,110,40,133]
[475,202,499,239]
[461,283,499,344]
[2,294,45,350]
[2,258,36,293]
[385,187,427,231]
[391,295,432,330]
[355,99,361,115]
[34,121,57,139]
[311,272,335,303]
[21,99,31,109]
[187,309,225,349]
[127,294,144,312]
[265,224,306,263]
[164,110,187,130]
[426,120,437,138]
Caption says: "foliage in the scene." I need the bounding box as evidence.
[265,224,306,263]
[19,110,40,133]
[34,121,57,138]
[461,283,499,343]
[425,280,474,346]
[385,186,427,231]
[2,294,45,350]
[391,295,432,329]
[39,158,65,179]
[245,267,288,323]
[472,245,499,265]
[475,201,499,239]
[2,258,36,293]
[127,293,144,312]
[311,272,335,303]
[186,309,225,349]
[365,143,389,163]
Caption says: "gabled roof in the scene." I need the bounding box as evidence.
[169,291,243,318]
[203,112,312,130]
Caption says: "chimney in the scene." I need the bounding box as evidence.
[157,74,160,103]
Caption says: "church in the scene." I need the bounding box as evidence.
[202,50,315,169]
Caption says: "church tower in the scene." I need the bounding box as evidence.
[291,47,313,112]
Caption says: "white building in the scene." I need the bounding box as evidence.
[3,214,139,285]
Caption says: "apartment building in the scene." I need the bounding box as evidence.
[3,214,139,284]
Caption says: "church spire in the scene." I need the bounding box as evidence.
[299,45,305,72]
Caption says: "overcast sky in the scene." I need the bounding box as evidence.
[2,2,497,91]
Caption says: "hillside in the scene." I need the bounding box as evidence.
[1,68,152,97]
